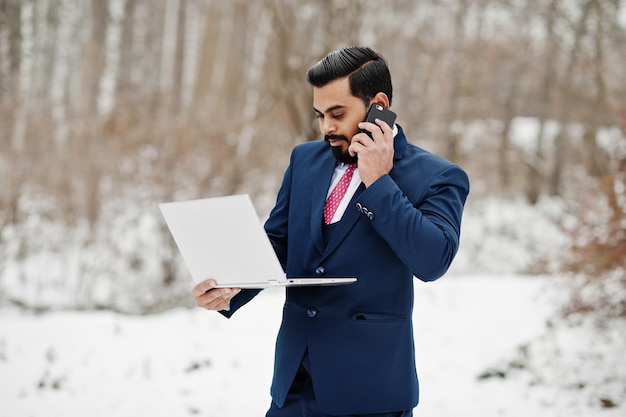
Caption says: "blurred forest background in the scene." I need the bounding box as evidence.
[0,0,625,315]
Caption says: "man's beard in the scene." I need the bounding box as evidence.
[325,135,358,164]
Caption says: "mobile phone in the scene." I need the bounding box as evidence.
[362,104,397,139]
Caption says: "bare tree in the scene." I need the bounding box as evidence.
[171,0,187,111]
[267,0,318,142]
[549,0,593,196]
[115,0,137,95]
[1,0,626,312]
[443,0,469,163]
[0,0,21,99]
[525,0,559,204]
[82,0,109,114]
[581,0,616,177]
[496,0,533,190]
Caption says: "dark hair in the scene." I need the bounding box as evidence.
[306,46,393,107]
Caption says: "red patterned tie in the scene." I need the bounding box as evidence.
[324,163,357,224]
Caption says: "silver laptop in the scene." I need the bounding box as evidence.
[159,194,357,289]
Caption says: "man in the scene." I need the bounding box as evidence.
[192,46,470,417]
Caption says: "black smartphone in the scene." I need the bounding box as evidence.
[362,104,397,139]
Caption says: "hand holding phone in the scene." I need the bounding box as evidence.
[362,104,397,139]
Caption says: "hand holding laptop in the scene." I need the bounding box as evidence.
[159,195,356,289]
[192,279,240,311]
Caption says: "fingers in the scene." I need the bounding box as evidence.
[351,120,389,151]
[192,279,241,311]
[351,119,393,153]
[358,118,393,143]
[350,119,394,187]
[191,279,217,298]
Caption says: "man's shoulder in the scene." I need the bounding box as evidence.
[398,138,469,189]
[294,139,327,152]
[396,126,459,170]
[403,140,461,171]
[291,139,328,160]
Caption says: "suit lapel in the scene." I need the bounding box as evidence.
[310,153,337,254]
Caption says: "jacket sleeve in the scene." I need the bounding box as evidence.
[219,153,294,318]
[357,164,470,282]
[219,288,262,318]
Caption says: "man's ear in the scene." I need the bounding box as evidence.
[373,92,390,108]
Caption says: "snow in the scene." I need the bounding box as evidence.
[1,273,624,416]
[0,193,624,415]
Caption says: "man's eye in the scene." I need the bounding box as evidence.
[332,113,344,119]
[315,113,324,119]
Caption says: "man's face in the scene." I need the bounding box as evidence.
[313,77,368,164]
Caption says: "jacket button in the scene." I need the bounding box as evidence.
[315,266,325,275]
[307,308,317,318]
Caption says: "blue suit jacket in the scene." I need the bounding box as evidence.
[223,126,469,414]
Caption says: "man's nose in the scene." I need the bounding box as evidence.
[321,119,336,135]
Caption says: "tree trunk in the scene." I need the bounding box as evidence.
[499,0,533,190]
[159,0,178,94]
[236,2,272,160]
[549,0,593,196]
[526,0,558,204]
[583,0,611,178]
[443,0,468,163]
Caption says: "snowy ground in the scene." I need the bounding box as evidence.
[1,192,624,416]
[1,273,624,417]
